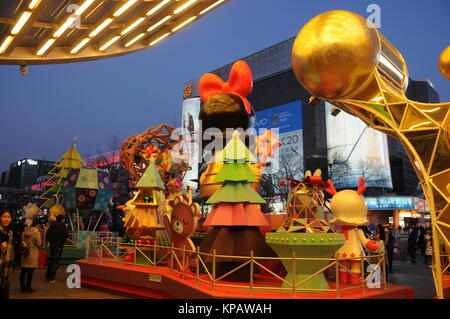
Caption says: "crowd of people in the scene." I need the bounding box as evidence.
[403,222,433,266]
[0,209,68,299]
[359,221,433,282]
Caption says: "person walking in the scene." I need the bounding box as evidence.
[424,229,432,266]
[407,223,419,264]
[374,224,388,281]
[45,215,68,283]
[417,223,427,265]
[0,209,15,299]
[20,219,42,293]
[385,225,395,273]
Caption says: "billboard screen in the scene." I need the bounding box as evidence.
[254,101,303,158]
[366,196,414,210]
[325,102,393,189]
[181,97,201,190]
[254,101,303,178]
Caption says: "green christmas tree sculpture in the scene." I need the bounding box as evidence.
[199,132,275,281]
[39,138,84,209]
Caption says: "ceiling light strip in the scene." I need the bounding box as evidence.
[147,15,172,32]
[147,0,172,16]
[149,32,170,46]
[11,11,32,34]
[172,16,196,32]
[28,0,41,10]
[90,18,113,37]
[99,36,120,51]
[0,36,14,54]
[1,0,43,55]
[199,0,225,15]
[114,0,139,17]
[121,17,146,35]
[37,38,56,55]
[173,0,198,14]
[71,37,91,54]
[75,0,96,16]
[53,16,76,37]
[54,0,95,38]
[125,33,146,47]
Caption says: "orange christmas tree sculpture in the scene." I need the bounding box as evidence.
[122,160,165,239]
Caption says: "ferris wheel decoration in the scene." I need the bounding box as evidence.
[120,124,189,190]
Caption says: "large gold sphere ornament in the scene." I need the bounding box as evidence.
[438,46,450,80]
[292,10,380,99]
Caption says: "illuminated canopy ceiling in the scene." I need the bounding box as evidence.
[0,0,227,65]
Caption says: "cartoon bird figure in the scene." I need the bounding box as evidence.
[163,192,200,270]
[48,196,66,222]
[326,177,378,284]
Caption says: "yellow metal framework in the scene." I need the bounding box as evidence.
[317,29,450,299]
[291,10,450,298]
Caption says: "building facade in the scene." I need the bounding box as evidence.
[6,158,54,189]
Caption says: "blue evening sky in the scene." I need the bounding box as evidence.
[0,0,449,171]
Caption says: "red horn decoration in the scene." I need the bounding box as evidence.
[199,60,253,114]
[279,179,288,187]
[324,179,337,195]
[357,177,367,194]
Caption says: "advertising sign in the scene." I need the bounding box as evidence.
[365,196,414,210]
[254,101,303,158]
[181,97,201,190]
[325,102,393,189]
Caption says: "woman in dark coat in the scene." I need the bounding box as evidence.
[0,209,15,299]
[385,226,395,273]
[407,225,419,264]
[20,219,42,292]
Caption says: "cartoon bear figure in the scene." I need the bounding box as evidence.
[163,194,200,270]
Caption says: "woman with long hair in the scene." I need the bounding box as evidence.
[0,209,15,299]
[20,219,42,293]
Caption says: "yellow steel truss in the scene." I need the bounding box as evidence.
[313,29,449,299]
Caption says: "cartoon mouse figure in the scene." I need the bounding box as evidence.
[325,177,378,284]
[198,60,254,148]
[163,192,200,270]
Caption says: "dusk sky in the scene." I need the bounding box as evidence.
[0,0,449,172]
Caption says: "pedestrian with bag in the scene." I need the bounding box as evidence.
[0,209,15,299]
[424,229,433,266]
[20,219,42,293]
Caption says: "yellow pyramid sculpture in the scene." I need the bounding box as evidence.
[39,138,84,209]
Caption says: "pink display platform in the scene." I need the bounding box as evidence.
[76,259,414,299]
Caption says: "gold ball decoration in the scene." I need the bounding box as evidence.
[444,114,450,151]
[292,10,380,99]
[438,46,450,80]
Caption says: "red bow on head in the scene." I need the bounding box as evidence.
[199,60,253,114]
